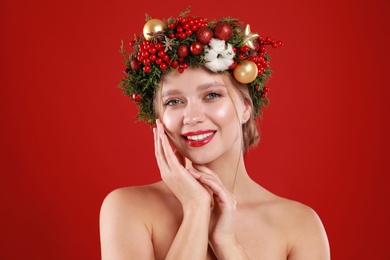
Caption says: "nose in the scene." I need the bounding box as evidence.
[183,101,205,125]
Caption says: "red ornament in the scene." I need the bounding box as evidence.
[214,22,233,41]
[177,44,189,58]
[132,93,142,102]
[229,59,237,69]
[130,59,140,70]
[190,42,202,55]
[196,27,213,44]
[143,65,151,73]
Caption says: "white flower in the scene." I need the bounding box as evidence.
[204,38,234,72]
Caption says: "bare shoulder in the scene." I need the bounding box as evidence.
[261,191,330,259]
[101,181,169,211]
[99,181,170,260]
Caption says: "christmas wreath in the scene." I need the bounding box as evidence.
[119,7,282,125]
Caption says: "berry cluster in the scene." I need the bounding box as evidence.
[167,16,208,39]
[233,36,282,98]
[131,40,173,73]
[129,15,211,75]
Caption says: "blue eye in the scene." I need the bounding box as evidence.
[205,92,221,100]
[164,99,181,106]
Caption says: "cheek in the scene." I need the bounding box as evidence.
[162,110,180,136]
[211,101,237,124]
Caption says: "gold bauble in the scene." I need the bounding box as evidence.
[233,61,258,84]
[143,19,167,40]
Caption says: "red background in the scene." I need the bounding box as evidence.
[1,0,389,259]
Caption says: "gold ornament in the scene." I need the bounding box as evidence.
[143,19,167,40]
[242,24,259,50]
[233,60,258,84]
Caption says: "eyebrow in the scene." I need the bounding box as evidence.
[161,82,226,98]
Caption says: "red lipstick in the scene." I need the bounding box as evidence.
[182,130,216,147]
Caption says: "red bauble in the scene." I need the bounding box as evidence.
[130,59,141,70]
[177,44,189,58]
[190,42,202,55]
[214,22,233,41]
[196,27,213,44]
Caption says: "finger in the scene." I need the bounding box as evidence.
[192,164,223,185]
[188,168,226,200]
[158,120,186,172]
[154,121,170,175]
[187,168,202,179]
[197,175,236,210]
[161,131,183,170]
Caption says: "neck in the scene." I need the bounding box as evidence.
[192,143,251,193]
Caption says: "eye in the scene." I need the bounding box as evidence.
[164,99,182,106]
[205,92,222,100]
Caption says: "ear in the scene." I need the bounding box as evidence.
[241,100,252,124]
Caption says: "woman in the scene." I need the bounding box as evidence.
[100,8,330,259]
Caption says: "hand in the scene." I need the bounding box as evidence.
[154,119,211,209]
[188,165,238,250]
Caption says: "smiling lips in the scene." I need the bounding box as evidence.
[182,130,216,147]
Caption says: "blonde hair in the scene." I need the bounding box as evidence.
[223,74,260,153]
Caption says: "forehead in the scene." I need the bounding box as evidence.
[161,67,225,91]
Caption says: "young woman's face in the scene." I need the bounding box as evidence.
[159,67,249,164]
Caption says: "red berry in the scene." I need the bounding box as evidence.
[132,93,142,102]
[143,65,151,72]
[240,46,250,53]
[142,51,149,58]
[229,59,237,69]
[150,55,157,61]
[160,63,167,70]
[190,42,203,55]
[158,50,166,58]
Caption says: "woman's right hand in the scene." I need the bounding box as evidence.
[154,119,211,210]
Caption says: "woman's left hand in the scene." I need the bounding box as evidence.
[188,165,240,255]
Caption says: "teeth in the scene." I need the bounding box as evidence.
[187,132,213,141]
